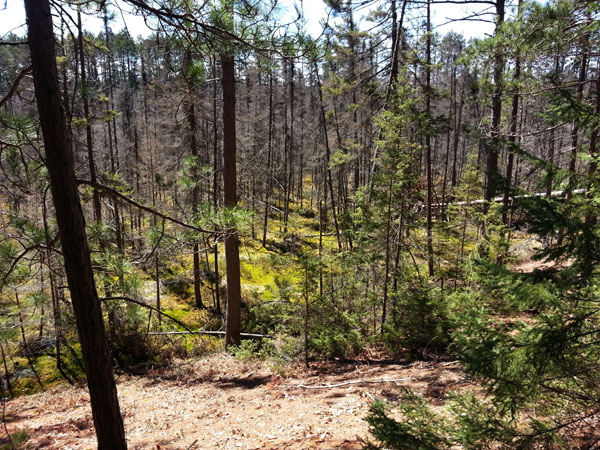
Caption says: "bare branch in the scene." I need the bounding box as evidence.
[76,179,219,235]
[0,65,32,109]
[101,296,194,333]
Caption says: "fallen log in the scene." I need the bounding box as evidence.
[143,330,269,339]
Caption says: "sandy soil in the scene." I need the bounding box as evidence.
[5,353,469,449]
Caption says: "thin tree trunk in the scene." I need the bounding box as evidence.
[262,70,274,247]
[284,58,295,234]
[212,59,221,316]
[567,37,589,198]
[155,253,161,325]
[381,176,394,331]
[185,49,203,309]
[451,70,465,188]
[0,343,13,399]
[15,292,44,389]
[77,11,101,223]
[425,0,434,277]
[313,61,343,251]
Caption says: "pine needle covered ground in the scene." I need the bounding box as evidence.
[4,353,471,450]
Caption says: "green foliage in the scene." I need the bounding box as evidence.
[230,339,264,361]
[309,308,363,358]
[106,301,161,369]
[192,202,253,233]
[364,396,451,450]
[231,337,301,368]
[367,183,600,448]
[329,148,353,169]
[188,60,206,85]
[382,280,450,356]
[95,251,142,295]
[0,429,29,450]
[102,109,120,123]
[71,117,90,128]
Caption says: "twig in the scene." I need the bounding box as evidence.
[186,439,199,450]
[296,378,410,389]
[439,360,460,366]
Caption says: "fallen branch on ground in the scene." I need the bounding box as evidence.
[296,378,411,389]
[143,330,269,339]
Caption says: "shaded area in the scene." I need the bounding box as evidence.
[218,375,272,389]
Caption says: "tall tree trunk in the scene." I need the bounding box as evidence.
[451,69,465,188]
[184,49,203,309]
[389,0,399,88]
[43,195,74,384]
[262,70,274,247]
[484,0,505,212]
[381,176,394,331]
[567,35,589,198]
[388,0,407,95]
[284,58,294,234]
[546,54,560,198]
[501,43,521,226]
[24,2,127,448]
[77,11,101,223]
[314,61,343,251]
[498,37,522,264]
[585,69,600,225]
[212,58,221,315]
[425,0,434,277]
[222,53,241,348]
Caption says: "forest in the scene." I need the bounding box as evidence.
[1,0,600,448]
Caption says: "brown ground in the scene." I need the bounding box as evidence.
[5,353,470,450]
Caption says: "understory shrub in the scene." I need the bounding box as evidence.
[382,280,450,356]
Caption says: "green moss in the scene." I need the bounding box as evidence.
[240,259,276,286]
[35,355,62,384]
[162,308,206,328]
[0,429,29,450]
[12,377,37,396]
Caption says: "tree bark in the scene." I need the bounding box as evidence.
[585,69,600,225]
[212,58,221,315]
[184,48,203,309]
[425,0,434,277]
[501,43,521,226]
[484,0,505,212]
[221,53,241,348]
[262,70,274,247]
[24,1,127,448]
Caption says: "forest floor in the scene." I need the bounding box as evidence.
[4,352,473,450]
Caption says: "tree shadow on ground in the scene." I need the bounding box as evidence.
[217,375,272,389]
